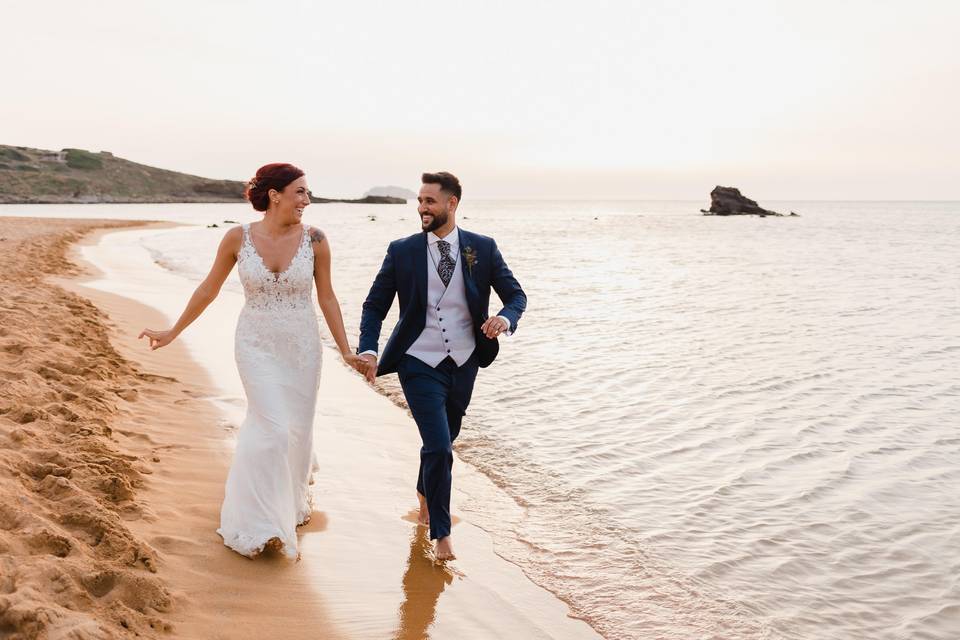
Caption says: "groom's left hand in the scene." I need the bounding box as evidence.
[480,317,509,339]
[359,353,378,383]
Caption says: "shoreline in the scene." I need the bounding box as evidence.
[5,217,602,639]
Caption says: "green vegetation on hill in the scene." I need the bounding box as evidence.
[0,145,405,205]
[0,145,245,204]
[64,148,104,170]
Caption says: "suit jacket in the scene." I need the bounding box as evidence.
[359,228,527,376]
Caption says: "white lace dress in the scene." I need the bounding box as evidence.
[217,223,322,559]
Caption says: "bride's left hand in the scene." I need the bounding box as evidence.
[139,328,176,350]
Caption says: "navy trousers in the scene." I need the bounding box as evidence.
[396,353,479,540]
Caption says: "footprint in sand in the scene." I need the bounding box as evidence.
[148,534,204,556]
[9,428,32,443]
[113,574,173,614]
[1,367,24,381]
[59,389,79,401]
[0,341,27,356]
[119,503,150,522]
[112,388,138,402]
[81,570,117,597]
[114,428,155,444]
[48,360,82,376]
[0,503,25,531]
[26,528,73,558]
[45,403,80,422]
[22,461,72,481]
[10,407,43,424]
[37,475,77,501]
[99,475,136,502]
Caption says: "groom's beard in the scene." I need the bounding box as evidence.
[421,209,449,233]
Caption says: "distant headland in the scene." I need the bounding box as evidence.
[364,185,417,200]
[0,145,405,205]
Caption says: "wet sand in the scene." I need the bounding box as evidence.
[0,216,600,639]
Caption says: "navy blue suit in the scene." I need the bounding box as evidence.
[359,228,526,539]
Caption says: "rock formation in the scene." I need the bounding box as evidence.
[701,186,784,217]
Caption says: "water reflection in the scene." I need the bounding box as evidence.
[392,526,454,640]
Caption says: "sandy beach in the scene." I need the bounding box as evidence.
[0,216,600,639]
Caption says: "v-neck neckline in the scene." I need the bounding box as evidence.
[247,223,305,278]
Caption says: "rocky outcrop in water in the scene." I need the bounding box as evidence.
[701,186,784,217]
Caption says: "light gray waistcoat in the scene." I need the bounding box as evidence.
[406,249,476,367]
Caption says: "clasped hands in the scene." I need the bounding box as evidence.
[340,350,376,383]
[345,318,508,384]
[349,353,377,383]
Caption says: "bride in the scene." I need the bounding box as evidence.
[139,163,363,559]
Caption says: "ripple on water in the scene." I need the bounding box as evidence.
[135,201,960,639]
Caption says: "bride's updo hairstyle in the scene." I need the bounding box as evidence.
[244,163,305,212]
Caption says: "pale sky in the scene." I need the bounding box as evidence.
[3,0,958,199]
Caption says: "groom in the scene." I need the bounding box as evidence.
[357,171,526,560]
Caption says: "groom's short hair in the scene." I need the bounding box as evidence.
[422,172,462,200]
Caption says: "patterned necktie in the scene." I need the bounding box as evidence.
[436,240,455,287]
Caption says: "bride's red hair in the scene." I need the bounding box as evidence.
[244,163,305,212]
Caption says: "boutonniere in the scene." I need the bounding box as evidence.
[461,246,478,275]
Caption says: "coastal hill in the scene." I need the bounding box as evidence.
[0,145,404,205]
[364,185,417,200]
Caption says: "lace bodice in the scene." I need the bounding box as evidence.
[237,223,315,312]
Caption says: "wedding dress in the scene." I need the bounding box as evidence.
[217,223,321,559]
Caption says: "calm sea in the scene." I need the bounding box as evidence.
[4,200,958,639]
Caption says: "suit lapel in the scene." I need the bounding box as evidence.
[414,232,428,307]
[458,228,481,316]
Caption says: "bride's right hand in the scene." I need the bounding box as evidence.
[138,328,176,350]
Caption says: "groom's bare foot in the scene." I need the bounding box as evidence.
[417,492,430,527]
[435,536,456,561]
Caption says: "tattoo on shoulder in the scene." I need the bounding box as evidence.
[309,228,326,245]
